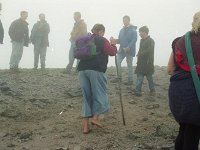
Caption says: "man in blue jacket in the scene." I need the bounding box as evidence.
[111,15,137,85]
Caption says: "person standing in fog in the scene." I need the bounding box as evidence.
[30,13,50,70]
[110,15,137,85]
[0,3,4,44]
[64,12,87,74]
[9,11,29,71]
[134,26,155,96]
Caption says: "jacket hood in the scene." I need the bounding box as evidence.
[127,25,137,30]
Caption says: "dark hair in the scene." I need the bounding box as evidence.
[171,37,181,50]
[74,12,81,18]
[123,15,130,21]
[91,24,105,34]
[20,11,28,16]
[139,26,149,34]
[39,13,45,17]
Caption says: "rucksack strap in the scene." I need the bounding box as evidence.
[185,32,200,104]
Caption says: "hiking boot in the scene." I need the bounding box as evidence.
[133,89,142,97]
[9,67,19,73]
[150,91,156,96]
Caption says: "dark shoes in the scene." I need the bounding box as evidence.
[150,91,156,96]
[9,67,19,72]
[133,89,142,97]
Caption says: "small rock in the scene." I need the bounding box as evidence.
[126,133,139,140]
[129,100,136,104]
[0,110,20,118]
[55,148,68,150]
[7,143,15,147]
[19,132,32,140]
[145,104,160,109]
[142,117,148,121]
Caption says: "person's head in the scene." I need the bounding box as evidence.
[123,15,130,27]
[192,11,200,33]
[73,12,81,22]
[91,24,105,36]
[39,13,45,21]
[139,26,149,39]
[20,11,28,20]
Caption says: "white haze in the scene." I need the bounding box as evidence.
[0,0,199,69]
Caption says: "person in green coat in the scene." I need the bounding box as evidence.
[30,13,50,70]
[134,26,155,96]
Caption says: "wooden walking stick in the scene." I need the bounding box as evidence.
[115,55,126,125]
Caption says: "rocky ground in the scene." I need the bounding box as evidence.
[0,66,178,150]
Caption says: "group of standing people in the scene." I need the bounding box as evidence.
[3,2,199,149]
[0,5,50,71]
[9,11,50,71]
[0,4,157,135]
[67,12,156,133]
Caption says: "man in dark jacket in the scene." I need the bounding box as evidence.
[134,26,155,96]
[30,13,50,70]
[9,11,29,71]
[0,3,4,44]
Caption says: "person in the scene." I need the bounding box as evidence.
[77,24,117,134]
[168,11,200,150]
[8,11,29,71]
[133,26,155,96]
[0,3,4,44]
[64,12,87,74]
[30,13,50,70]
[110,15,137,85]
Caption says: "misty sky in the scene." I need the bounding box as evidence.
[0,0,199,69]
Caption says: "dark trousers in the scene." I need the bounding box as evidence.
[175,123,200,150]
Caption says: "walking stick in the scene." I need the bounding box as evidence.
[115,55,126,125]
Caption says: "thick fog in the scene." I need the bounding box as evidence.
[0,0,199,69]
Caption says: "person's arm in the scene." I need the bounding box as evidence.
[126,30,137,50]
[167,52,176,75]
[0,20,4,44]
[30,24,36,44]
[8,21,15,41]
[103,39,117,56]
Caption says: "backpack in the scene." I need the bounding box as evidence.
[74,33,99,60]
